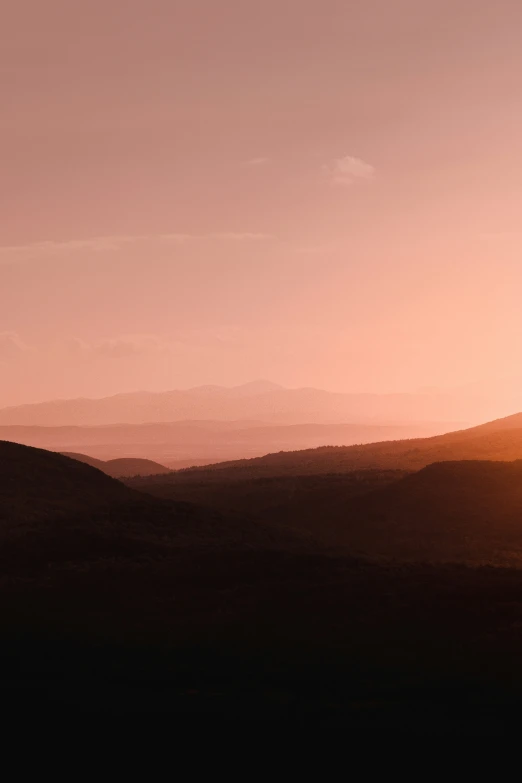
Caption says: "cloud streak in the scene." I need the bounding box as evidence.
[0,332,31,361]
[0,232,274,264]
[327,155,376,186]
[212,232,271,241]
[243,157,270,167]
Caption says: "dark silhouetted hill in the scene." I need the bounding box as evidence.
[0,440,307,556]
[343,460,522,564]
[130,457,522,567]
[0,440,133,523]
[58,452,107,470]
[129,468,409,528]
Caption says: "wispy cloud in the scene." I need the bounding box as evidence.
[211,232,272,241]
[0,234,189,262]
[0,332,31,361]
[326,155,375,186]
[93,335,171,359]
[63,334,173,360]
[0,232,274,264]
[243,157,270,167]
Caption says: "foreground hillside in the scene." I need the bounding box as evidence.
[161,412,522,479]
[0,441,307,561]
[7,548,522,726]
[0,440,132,522]
[347,460,522,565]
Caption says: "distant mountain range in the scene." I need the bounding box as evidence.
[0,380,476,427]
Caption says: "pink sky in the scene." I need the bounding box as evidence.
[2,1,522,407]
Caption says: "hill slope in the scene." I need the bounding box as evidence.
[343,460,522,565]
[0,440,133,522]
[0,440,307,555]
[163,412,522,480]
[131,455,522,566]
[60,452,171,477]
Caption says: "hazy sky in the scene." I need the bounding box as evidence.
[2,1,522,406]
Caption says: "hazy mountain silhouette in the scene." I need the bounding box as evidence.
[0,382,474,427]
[60,452,171,477]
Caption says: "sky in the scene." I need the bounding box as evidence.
[2,0,522,407]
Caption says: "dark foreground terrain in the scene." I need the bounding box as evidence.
[6,554,522,730]
[4,440,522,729]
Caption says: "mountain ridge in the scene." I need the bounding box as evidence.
[0,382,486,427]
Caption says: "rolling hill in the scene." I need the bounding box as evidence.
[155,411,522,480]
[130,457,522,566]
[339,459,522,565]
[128,469,411,521]
[0,440,132,522]
[0,440,307,555]
[345,459,522,563]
